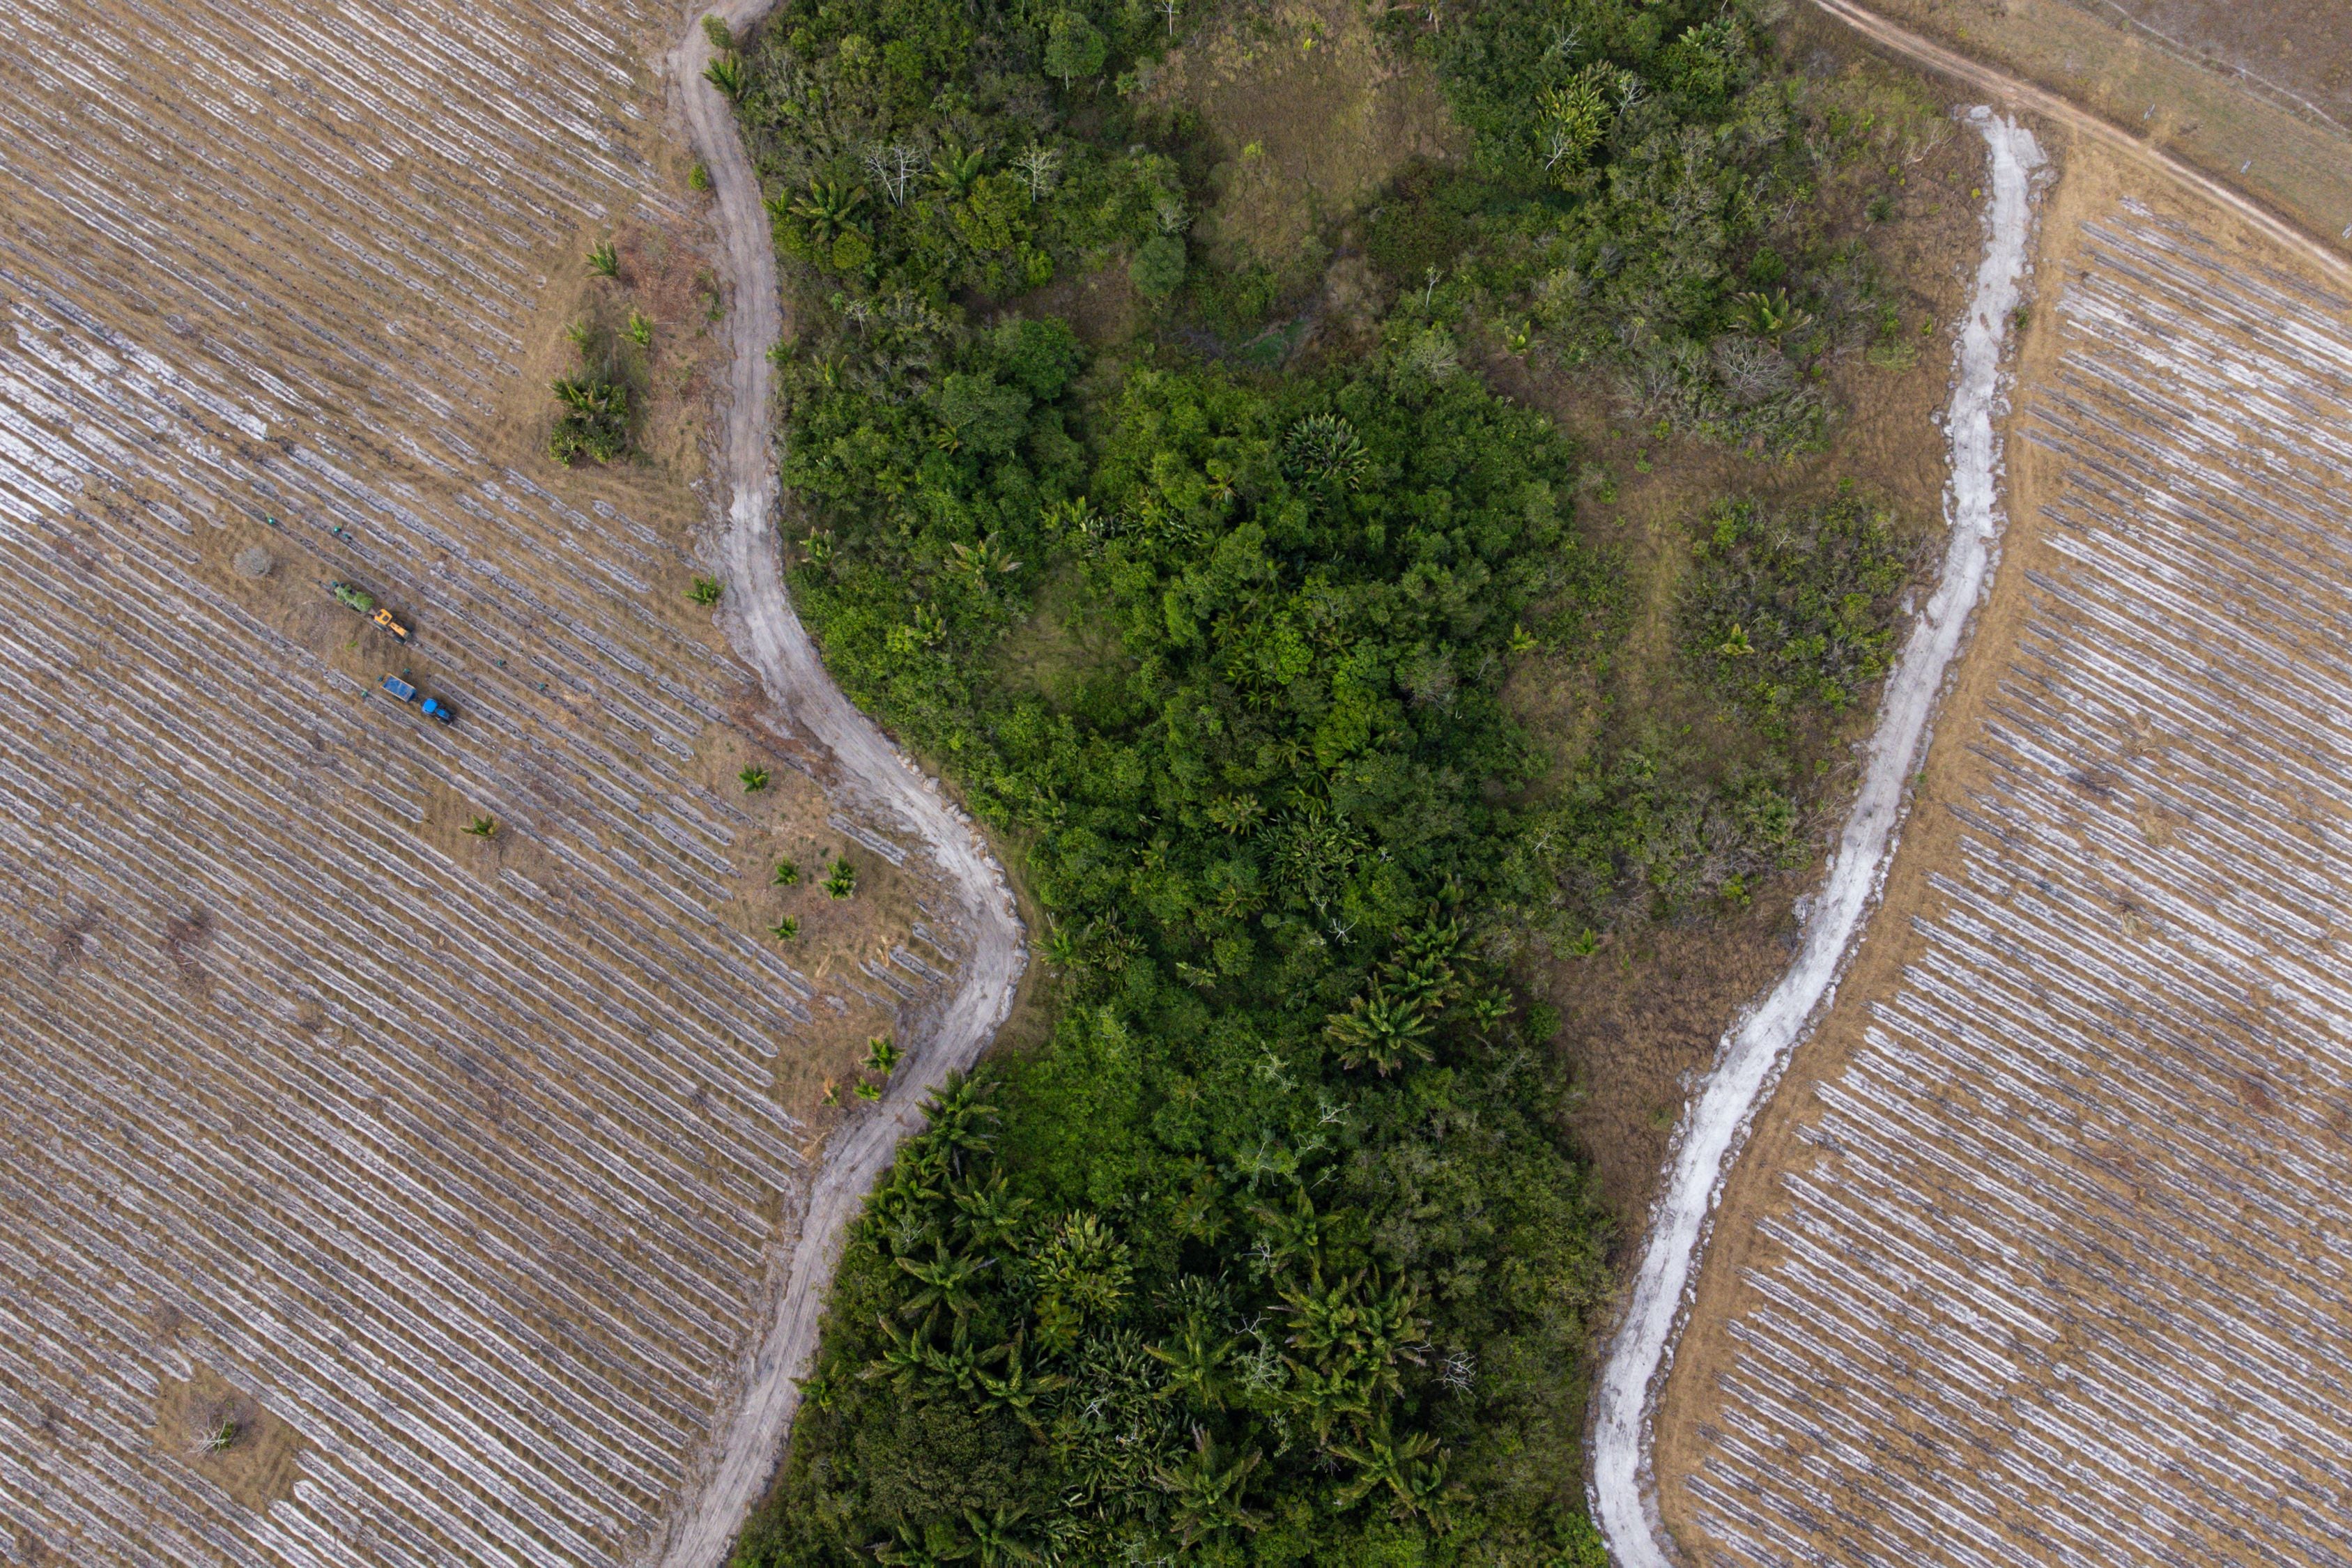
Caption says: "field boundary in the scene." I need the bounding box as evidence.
[1808,0,2352,284]
[1588,112,2045,1568]
[643,5,1028,1565]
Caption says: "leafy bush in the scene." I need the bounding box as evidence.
[737,0,1187,302]
[1130,232,1186,298]
[548,364,631,466]
[1682,491,1914,718]
[1387,0,1901,456]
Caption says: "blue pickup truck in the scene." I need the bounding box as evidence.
[380,675,459,725]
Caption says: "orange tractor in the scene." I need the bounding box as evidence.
[330,581,412,643]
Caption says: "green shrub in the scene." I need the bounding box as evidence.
[548,368,631,466]
[1043,8,1107,89]
[1683,491,1914,718]
[1129,233,1185,298]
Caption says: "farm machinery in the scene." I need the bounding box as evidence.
[381,673,458,725]
[330,581,411,643]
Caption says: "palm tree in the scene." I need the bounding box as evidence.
[772,858,800,886]
[1282,412,1371,489]
[951,1171,1030,1246]
[586,239,619,278]
[1732,289,1815,343]
[1153,1426,1263,1544]
[769,917,799,941]
[923,1072,999,1158]
[1332,1420,1443,1518]
[949,533,1022,583]
[961,1503,1038,1566]
[739,764,770,792]
[1323,983,1434,1075]
[702,51,747,101]
[1148,1319,1234,1411]
[464,815,497,839]
[872,1521,975,1567]
[897,1240,992,1320]
[689,576,723,606]
[788,180,869,242]
[1276,1359,1371,1449]
[864,1036,903,1075]
[931,143,988,199]
[864,1315,932,1391]
[974,1335,1063,1433]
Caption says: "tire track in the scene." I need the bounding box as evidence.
[644,7,1027,1564]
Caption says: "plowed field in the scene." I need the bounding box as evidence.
[1656,141,2352,1566]
[0,3,964,1563]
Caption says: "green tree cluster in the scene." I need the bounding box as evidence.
[738,0,1189,300]
[726,0,1936,1561]
[1385,0,1912,454]
[1682,491,1914,719]
[741,323,1619,1562]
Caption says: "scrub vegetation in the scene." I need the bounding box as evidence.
[726,0,1939,1562]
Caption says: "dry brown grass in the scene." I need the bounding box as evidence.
[1483,60,1988,1222]
[1146,0,1463,275]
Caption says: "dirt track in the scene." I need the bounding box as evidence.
[1809,0,2352,284]
[643,7,1027,1565]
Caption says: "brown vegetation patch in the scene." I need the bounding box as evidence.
[1147,0,1463,272]
[153,1366,306,1514]
[1492,52,1985,1223]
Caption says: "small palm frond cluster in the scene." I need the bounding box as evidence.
[1732,288,1817,342]
[1322,914,1468,1075]
[783,180,870,242]
[1281,412,1371,491]
[548,371,631,466]
[703,49,747,102]
[948,532,1022,582]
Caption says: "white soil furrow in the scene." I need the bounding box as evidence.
[1674,199,2352,1564]
[0,1,1001,1563]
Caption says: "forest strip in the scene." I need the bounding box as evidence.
[1587,108,2043,1568]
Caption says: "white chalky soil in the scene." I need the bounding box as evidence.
[0,2,1007,1564]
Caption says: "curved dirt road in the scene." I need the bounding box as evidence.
[647,6,1027,1565]
[1589,111,2045,1568]
[1808,0,2352,285]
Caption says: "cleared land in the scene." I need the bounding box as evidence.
[1838,0,2352,259]
[1655,135,2352,1565]
[0,2,988,1563]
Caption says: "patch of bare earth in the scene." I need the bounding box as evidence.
[1656,128,2352,1565]
[1847,0,2352,256]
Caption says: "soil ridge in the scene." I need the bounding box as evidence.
[646,6,1028,1564]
